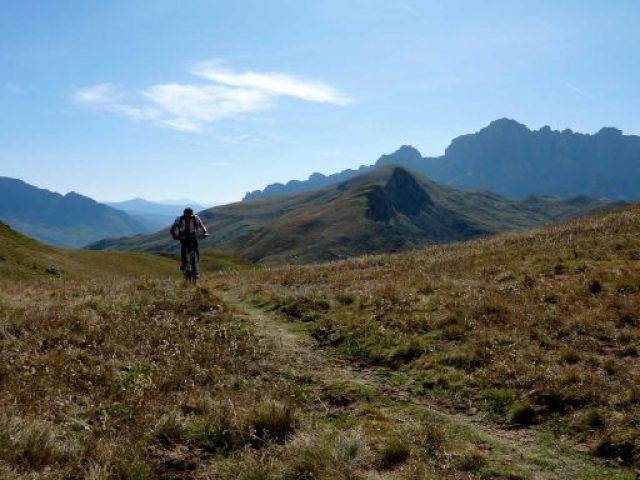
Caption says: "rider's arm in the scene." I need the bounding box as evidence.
[170,218,180,240]
[195,215,208,236]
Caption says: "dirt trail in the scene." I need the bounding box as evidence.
[218,291,633,480]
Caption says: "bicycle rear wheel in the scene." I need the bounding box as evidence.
[186,249,199,284]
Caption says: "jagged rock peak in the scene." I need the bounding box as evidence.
[384,167,432,215]
[376,145,423,166]
[484,118,530,133]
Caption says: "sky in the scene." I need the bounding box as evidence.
[1,0,639,206]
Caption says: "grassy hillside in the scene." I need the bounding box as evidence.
[90,166,622,265]
[211,204,640,468]
[0,222,247,280]
[0,221,176,279]
[1,210,637,478]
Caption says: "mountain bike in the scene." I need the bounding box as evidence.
[181,235,201,285]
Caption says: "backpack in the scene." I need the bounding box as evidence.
[177,215,197,235]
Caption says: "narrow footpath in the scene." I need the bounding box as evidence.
[217,289,635,480]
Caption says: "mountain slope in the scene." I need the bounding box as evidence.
[214,203,640,470]
[106,198,206,230]
[0,221,177,279]
[244,119,640,201]
[0,177,149,248]
[90,166,623,265]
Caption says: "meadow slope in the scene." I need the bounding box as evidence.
[1,208,638,479]
[0,221,247,280]
[211,204,640,470]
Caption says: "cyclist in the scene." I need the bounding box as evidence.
[170,208,209,272]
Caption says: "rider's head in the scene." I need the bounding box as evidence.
[183,207,194,217]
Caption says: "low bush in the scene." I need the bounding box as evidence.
[245,399,296,445]
[377,434,410,469]
[508,403,537,426]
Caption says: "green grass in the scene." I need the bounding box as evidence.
[1,206,638,479]
[0,221,250,280]
[213,204,640,473]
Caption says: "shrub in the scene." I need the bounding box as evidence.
[245,400,295,445]
[278,296,330,322]
[388,337,427,365]
[114,454,149,480]
[559,347,581,365]
[18,426,64,468]
[416,282,434,295]
[330,430,369,468]
[482,388,516,416]
[237,463,272,480]
[442,348,487,372]
[282,435,327,480]
[588,280,602,295]
[579,408,606,430]
[455,447,487,471]
[336,293,356,305]
[152,413,185,446]
[377,434,410,469]
[508,403,537,426]
[414,421,445,457]
[184,418,236,454]
[0,418,69,469]
[593,437,637,465]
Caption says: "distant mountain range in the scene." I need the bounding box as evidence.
[90,166,623,264]
[106,198,206,231]
[244,119,640,201]
[0,177,149,248]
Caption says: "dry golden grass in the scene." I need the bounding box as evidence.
[213,204,640,467]
[0,278,299,478]
[2,205,639,478]
[1,276,521,479]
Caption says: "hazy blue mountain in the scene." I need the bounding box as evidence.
[422,119,640,198]
[90,166,624,265]
[243,119,640,201]
[0,177,149,248]
[107,198,206,216]
[106,198,206,231]
[244,166,372,201]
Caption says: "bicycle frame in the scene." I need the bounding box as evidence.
[181,235,201,284]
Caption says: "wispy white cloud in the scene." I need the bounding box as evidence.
[192,63,351,106]
[72,83,122,106]
[142,83,271,132]
[72,62,350,132]
[565,82,588,96]
[5,83,27,94]
[71,83,158,122]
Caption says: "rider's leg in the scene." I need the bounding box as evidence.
[194,238,200,276]
[180,240,187,271]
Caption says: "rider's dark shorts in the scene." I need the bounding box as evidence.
[180,236,199,266]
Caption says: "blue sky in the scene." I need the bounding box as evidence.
[1,0,639,205]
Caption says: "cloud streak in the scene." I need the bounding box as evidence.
[72,63,350,132]
[565,82,588,96]
[192,63,351,105]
